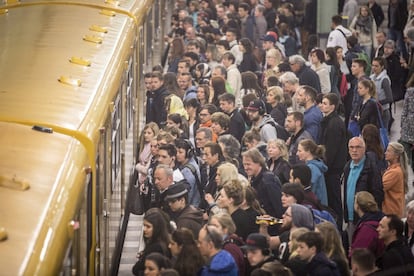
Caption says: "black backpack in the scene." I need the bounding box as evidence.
[261,119,290,141]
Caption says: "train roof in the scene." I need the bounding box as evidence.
[0,122,88,275]
[0,1,148,138]
[0,1,154,274]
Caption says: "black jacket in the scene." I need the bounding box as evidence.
[239,52,258,73]
[227,108,246,143]
[307,252,341,276]
[267,157,291,185]
[387,0,408,30]
[370,2,385,28]
[376,239,414,276]
[250,168,283,218]
[319,111,348,174]
[296,65,321,93]
[356,98,380,131]
[146,85,169,127]
[343,153,384,222]
[269,103,287,127]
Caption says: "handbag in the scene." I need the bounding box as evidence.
[348,120,360,137]
[372,99,389,150]
[127,168,144,215]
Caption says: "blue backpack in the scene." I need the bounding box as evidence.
[306,205,338,228]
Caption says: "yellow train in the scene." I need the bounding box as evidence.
[0,0,168,274]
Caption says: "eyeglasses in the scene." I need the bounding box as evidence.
[199,113,209,116]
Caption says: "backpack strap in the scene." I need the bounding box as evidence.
[336,28,347,39]
[183,163,204,200]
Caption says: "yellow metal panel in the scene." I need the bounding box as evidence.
[0,122,88,275]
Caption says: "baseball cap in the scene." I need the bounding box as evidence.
[164,182,188,202]
[247,99,265,111]
[262,34,276,43]
[241,233,269,250]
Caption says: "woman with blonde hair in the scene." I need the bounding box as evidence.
[265,48,283,72]
[350,191,384,259]
[285,227,309,275]
[316,222,350,276]
[136,122,160,186]
[266,86,287,126]
[266,139,291,184]
[382,142,409,217]
[206,162,248,216]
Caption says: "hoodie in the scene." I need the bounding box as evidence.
[199,250,239,276]
[350,211,385,258]
[306,159,328,206]
[257,114,278,143]
[307,252,341,276]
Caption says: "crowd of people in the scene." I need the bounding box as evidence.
[132,0,414,275]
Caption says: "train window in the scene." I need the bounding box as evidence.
[125,55,134,137]
[111,93,122,191]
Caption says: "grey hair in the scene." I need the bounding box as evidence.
[384,39,396,49]
[218,134,241,160]
[155,164,173,178]
[279,72,299,85]
[407,200,414,213]
[289,55,306,66]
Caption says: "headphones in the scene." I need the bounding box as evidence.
[262,248,270,256]
[177,139,194,159]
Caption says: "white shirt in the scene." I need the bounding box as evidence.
[327,26,352,54]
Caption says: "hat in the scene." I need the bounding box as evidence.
[164,183,188,202]
[291,203,314,230]
[242,233,269,250]
[247,99,265,111]
[266,31,278,41]
[262,34,276,43]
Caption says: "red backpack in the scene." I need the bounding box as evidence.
[339,73,348,98]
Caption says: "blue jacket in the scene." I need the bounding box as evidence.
[304,104,322,143]
[307,159,328,206]
[199,250,238,276]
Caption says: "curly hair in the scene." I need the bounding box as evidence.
[222,179,244,206]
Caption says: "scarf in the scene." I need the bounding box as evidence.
[356,15,372,35]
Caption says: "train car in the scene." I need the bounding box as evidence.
[0,0,167,274]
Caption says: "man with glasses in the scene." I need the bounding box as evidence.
[199,104,218,142]
[343,137,384,241]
